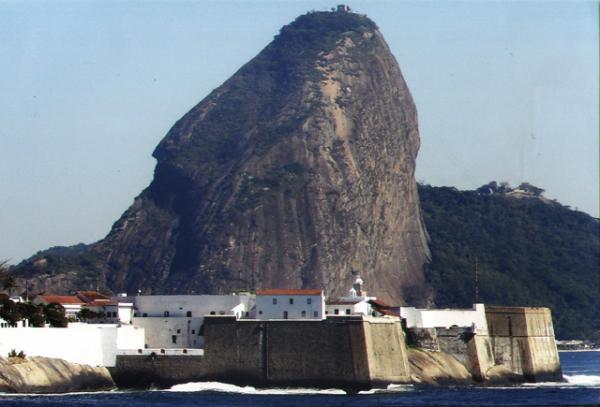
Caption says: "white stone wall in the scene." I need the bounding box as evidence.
[256,294,325,320]
[118,303,133,324]
[325,300,370,316]
[0,323,144,367]
[133,294,253,318]
[400,304,488,333]
[132,317,205,349]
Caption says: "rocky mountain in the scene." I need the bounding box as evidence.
[12,10,431,305]
[419,182,600,340]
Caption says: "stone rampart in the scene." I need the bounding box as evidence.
[203,315,411,390]
[112,315,410,390]
[110,355,208,388]
[485,306,562,382]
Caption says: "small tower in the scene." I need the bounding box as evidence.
[353,276,365,298]
[337,4,351,13]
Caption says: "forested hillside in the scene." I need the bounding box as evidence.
[419,183,600,340]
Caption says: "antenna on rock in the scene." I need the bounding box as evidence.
[474,257,479,303]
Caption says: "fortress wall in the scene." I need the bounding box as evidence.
[435,326,470,365]
[405,327,439,351]
[202,315,410,389]
[485,307,562,381]
[202,316,263,383]
[111,355,208,387]
[261,318,370,387]
[363,317,411,383]
[465,335,494,381]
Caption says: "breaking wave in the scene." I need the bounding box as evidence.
[168,381,414,395]
[168,381,347,394]
[563,374,600,386]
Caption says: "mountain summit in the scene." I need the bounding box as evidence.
[16,10,432,305]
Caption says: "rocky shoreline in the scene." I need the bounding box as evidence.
[0,356,114,394]
[0,349,544,394]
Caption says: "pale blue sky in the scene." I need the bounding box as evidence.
[1,0,598,264]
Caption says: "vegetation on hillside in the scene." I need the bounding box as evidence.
[419,182,600,340]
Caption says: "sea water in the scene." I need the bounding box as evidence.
[1,351,599,406]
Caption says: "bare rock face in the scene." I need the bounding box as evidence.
[18,11,431,305]
[0,357,115,393]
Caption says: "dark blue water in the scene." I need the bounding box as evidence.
[1,351,599,406]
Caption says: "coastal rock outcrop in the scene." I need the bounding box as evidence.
[14,10,431,305]
[407,348,473,385]
[0,356,115,393]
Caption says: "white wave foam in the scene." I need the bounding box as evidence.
[564,374,600,386]
[358,384,414,394]
[168,381,346,395]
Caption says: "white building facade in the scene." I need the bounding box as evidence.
[325,276,375,317]
[130,294,254,349]
[255,289,325,320]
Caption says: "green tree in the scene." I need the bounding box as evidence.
[0,261,17,297]
[44,303,68,327]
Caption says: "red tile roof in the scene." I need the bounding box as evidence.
[87,300,118,307]
[368,299,392,308]
[38,295,85,305]
[256,289,322,296]
[377,308,400,317]
[77,291,110,302]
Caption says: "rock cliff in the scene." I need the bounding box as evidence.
[14,10,431,305]
[0,357,114,393]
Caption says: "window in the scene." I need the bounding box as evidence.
[334,309,339,315]
[172,335,177,344]
[283,311,288,319]
[313,311,318,318]
[325,311,329,315]
[289,298,294,305]
[177,329,181,334]
[142,313,148,317]
[259,310,263,315]
[346,309,351,315]
[164,311,170,317]
[210,311,216,315]
[192,330,195,334]
[301,310,306,317]
[186,311,192,317]
[307,298,312,305]
[272,298,277,305]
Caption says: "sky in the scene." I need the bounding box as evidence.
[0,0,598,264]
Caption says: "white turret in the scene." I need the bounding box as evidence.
[353,276,366,298]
